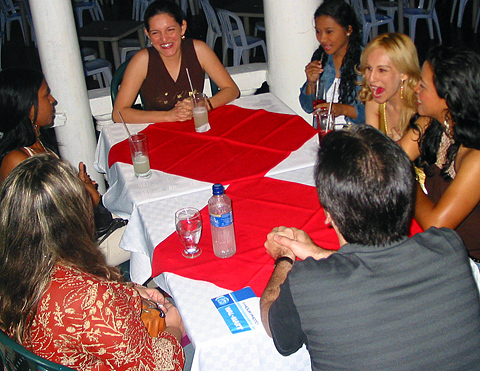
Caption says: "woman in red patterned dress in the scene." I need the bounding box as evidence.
[0,154,185,370]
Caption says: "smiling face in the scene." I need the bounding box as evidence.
[146,13,187,59]
[30,80,56,128]
[414,62,448,121]
[364,47,407,104]
[315,15,351,58]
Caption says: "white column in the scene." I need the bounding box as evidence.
[264,0,320,123]
[29,0,106,192]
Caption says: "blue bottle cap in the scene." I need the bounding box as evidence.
[212,183,224,195]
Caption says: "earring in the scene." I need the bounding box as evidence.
[181,35,185,40]
[400,80,405,101]
[443,118,453,138]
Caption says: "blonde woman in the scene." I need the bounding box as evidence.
[358,33,421,140]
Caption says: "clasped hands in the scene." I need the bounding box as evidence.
[171,98,194,122]
[265,226,331,262]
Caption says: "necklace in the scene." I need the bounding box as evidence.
[27,139,48,155]
[443,119,453,139]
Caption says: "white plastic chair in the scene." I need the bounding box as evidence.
[73,0,104,28]
[376,0,410,20]
[0,0,32,44]
[450,0,470,28]
[350,0,395,45]
[254,20,265,37]
[198,0,223,51]
[81,47,98,61]
[403,0,442,43]
[84,58,112,88]
[216,8,267,66]
[133,0,153,21]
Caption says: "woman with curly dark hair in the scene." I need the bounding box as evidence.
[299,0,364,129]
[400,45,480,261]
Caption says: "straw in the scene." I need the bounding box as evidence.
[185,68,194,95]
[117,110,132,140]
[326,80,338,129]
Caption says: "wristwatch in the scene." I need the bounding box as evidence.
[274,256,294,268]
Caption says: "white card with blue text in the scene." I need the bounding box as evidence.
[211,287,259,334]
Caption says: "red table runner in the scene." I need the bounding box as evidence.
[152,177,423,296]
[108,105,317,184]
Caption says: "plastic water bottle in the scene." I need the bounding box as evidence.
[208,183,236,258]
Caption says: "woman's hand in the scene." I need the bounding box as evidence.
[78,162,101,207]
[172,98,193,121]
[163,301,186,341]
[313,103,357,120]
[305,60,324,83]
[134,286,166,305]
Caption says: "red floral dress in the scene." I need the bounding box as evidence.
[23,265,185,370]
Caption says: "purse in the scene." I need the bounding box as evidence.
[141,298,166,337]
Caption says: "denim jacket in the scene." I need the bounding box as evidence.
[299,54,365,125]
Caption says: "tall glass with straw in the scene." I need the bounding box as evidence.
[186,68,210,132]
[118,110,152,178]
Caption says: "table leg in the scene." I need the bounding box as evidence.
[398,0,404,34]
[112,41,121,69]
[243,15,250,35]
[473,0,479,28]
[98,41,106,59]
[17,0,30,47]
[137,28,146,48]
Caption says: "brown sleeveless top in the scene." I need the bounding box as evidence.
[140,38,205,111]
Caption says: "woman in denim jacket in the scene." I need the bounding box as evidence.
[299,0,364,128]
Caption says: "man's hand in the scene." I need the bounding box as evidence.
[266,226,334,261]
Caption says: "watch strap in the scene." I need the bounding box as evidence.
[274,256,294,268]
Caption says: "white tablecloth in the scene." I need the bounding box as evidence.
[94,93,313,219]
[93,93,316,370]
[94,92,319,283]
[155,273,311,371]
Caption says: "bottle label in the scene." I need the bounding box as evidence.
[210,211,233,228]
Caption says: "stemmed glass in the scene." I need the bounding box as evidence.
[175,207,203,258]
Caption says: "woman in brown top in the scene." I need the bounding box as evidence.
[400,45,480,260]
[113,0,239,124]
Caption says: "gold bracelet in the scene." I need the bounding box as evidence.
[207,98,214,111]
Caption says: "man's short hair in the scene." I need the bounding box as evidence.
[315,125,416,246]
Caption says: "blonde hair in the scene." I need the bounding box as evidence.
[358,33,421,134]
[0,154,123,342]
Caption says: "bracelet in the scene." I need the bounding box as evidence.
[274,256,294,268]
[207,98,214,111]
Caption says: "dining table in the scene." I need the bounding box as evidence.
[222,0,264,35]
[78,20,146,69]
[94,92,322,369]
[94,92,424,370]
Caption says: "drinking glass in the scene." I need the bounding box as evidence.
[175,207,203,258]
[192,93,210,132]
[313,80,327,129]
[318,110,334,145]
[128,133,151,178]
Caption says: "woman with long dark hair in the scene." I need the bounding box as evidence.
[400,45,480,260]
[113,0,239,124]
[0,154,185,370]
[299,0,364,128]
